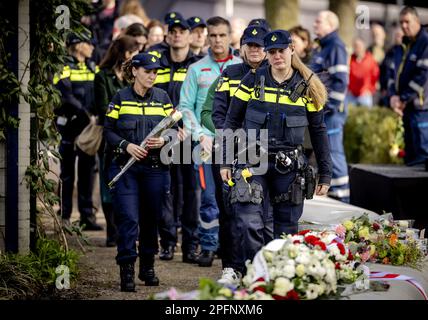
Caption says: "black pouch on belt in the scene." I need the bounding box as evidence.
[290,174,305,205]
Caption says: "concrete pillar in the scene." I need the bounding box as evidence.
[17,0,31,254]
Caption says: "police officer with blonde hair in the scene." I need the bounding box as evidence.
[220,30,332,276]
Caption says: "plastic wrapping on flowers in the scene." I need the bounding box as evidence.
[240,231,363,300]
[335,213,426,270]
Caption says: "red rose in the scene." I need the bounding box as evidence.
[285,290,300,300]
[255,277,265,282]
[336,243,346,255]
[335,262,341,270]
[293,240,301,244]
[253,286,266,293]
[347,251,354,261]
[298,229,311,236]
[372,223,380,231]
[304,235,320,245]
[314,241,327,251]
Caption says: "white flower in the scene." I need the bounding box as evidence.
[305,283,320,300]
[282,264,296,279]
[287,244,299,258]
[296,264,305,277]
[313,249,327,260]
[272,277,294,296]
[263,250,274,262]
[295,252,311,265]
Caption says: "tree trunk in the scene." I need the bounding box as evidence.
[265,0,299,30]
[329,0,357,49]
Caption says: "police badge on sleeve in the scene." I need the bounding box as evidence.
[106,102,115,115]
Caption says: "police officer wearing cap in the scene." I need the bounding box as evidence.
[187,16,207,56]
[104,53,173,292]
[54,32,102,231]
[209,25,272,285]
[248,18,271,32]
[153,17,202,263]
[220,30,332,276]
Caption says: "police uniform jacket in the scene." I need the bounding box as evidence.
[104,86,173,160]
[223,66,332,185]
[54,56,99,142]
[213,60,268,130]
[153,49,202,107]
[309,31,349,113]
[387,27,428,109]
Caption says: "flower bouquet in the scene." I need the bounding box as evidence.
[335,213,426,269]
[239,230,364,300]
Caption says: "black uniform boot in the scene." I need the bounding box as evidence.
[138,255,159,286]
[119,263,136,292]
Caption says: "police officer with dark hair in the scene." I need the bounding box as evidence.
[104,53,173,292]
[153,17,202,262]
[54,32,102,231]
[220,30,332,276]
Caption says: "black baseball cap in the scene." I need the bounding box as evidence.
[187,16,207,30]
[168,18,190,32]
[248,18,271,32]
[131,53,162,70]
[241,26,267,47]
[164,12,184,24]
[66,31,92,46]
[264,30,292,51]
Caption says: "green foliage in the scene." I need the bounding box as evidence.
[0,0,92,248]
[344,105,404,164]
[0,237,80,299]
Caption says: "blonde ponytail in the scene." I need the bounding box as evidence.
[291,54,327,110]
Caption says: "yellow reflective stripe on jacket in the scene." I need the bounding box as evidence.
[119,106,143,115]
[164,107,173,115]
[217,80,230,92]
[53,66,71,84]
[107,110,119,119]
[121,101,141,106]
[69,72,95,81]
[144,107,168,116]
[240,83,253,92]
[172,72,186,82]
[154,73,170,84]
[306,99,323,112]
[234,87,251,101]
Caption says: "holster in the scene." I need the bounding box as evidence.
[290,174,305,205]
[304,165,316,200]
[230,169,263,204]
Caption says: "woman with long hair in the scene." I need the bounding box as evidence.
[220,30,332,277]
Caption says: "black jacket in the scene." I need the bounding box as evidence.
[223,66,332,185]
[54,55,98,142]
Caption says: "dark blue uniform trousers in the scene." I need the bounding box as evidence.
[229,162,304,274]
[403,107,428,165]
[109,161,170,265]
[158,142,201,254]
[58,141,96,220]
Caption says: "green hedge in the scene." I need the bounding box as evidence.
[344,105,404,164]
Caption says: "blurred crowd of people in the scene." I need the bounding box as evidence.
[52,0,428,291]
